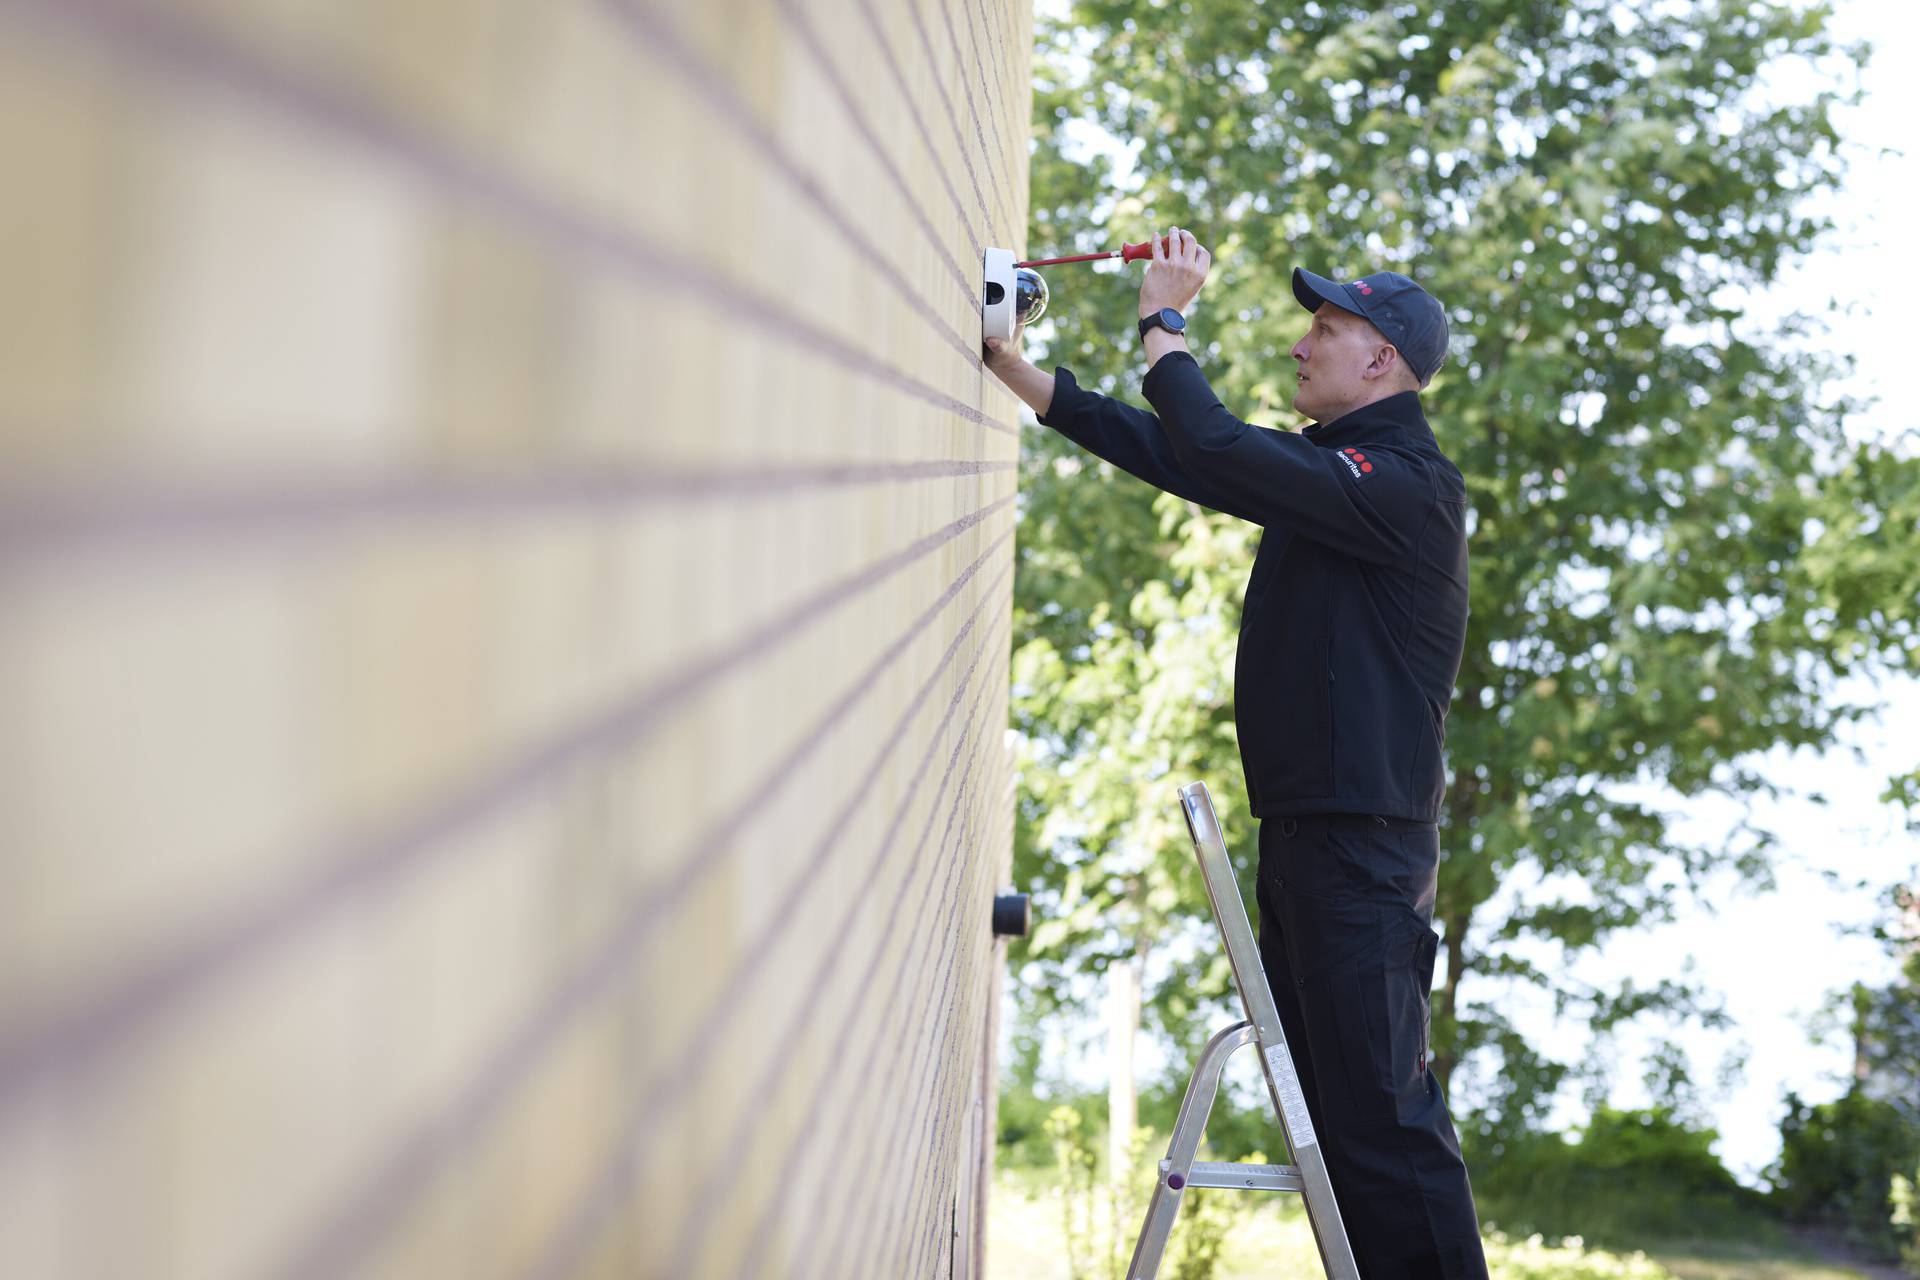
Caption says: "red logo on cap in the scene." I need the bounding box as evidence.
[1355,282,1373,295]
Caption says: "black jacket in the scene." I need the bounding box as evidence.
[1037,351,1470,822]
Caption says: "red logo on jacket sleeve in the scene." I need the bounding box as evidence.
[1336,446,1375,480]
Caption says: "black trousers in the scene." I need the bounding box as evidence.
[1256,812,1489,1280]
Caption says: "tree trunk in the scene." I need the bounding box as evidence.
[1106,954,1140,1181]
[1432,904,1471,1088]
[1433,706,1484,1090]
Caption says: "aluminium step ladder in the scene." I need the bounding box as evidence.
[1125,782,1360,1280]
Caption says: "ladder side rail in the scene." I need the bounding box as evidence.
[1125,1022,1254,1280]
[1177,784,1286,1047]
[1160,1022,1254,1175]
[1292,1135,1362,1280]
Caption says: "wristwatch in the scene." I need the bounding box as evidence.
[1138,307,1187,341]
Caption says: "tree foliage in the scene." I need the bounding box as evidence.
[1010,0,1919,1132]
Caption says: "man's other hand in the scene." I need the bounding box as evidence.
[983,321,1026,371]
[981,319,1056,416]
[1140,226,1210,319]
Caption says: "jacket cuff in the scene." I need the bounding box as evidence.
[1035,366,1090,427]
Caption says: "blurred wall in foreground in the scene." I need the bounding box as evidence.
[0,0,1029,1275]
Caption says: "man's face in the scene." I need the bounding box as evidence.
[1289,303,1396,422]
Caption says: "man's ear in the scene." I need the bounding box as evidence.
[1364,343,1401,383]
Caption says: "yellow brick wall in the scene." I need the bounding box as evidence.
[0,0,1029,1276]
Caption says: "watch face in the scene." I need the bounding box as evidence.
[1140,308,1186,339]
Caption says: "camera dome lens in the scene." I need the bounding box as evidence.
[1014,268,1049,324]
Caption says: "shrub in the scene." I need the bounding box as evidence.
[1771,1087,1920,1260]
[1893,1169,1919,1276]
[1470,1107,1766,1246]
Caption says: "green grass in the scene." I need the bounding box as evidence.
[1639,1237,1868,1280]
[986,1165,1884,1280]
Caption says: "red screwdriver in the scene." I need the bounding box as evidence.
[1016,236,1174,268]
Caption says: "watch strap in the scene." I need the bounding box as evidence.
[1138,308,1185,341]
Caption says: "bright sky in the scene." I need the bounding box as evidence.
[1017,0,1920,1185]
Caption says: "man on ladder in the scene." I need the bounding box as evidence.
[985,228,1490,1279]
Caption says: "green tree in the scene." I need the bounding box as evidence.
[1806,445,1920,832]
[1011,0,1918,1137]
[1011,494,1259,1140]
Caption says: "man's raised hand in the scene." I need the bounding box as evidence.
[1140,226,1210,319]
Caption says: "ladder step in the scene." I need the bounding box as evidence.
[1160,1160,1305,1193]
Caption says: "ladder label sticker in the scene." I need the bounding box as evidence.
[1264,1045,1317,1147]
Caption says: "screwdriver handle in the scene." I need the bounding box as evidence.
[1117,236,1172,262]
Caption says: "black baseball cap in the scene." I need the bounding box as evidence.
[1292,267,1449,385]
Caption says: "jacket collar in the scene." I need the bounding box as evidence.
[1301,390,1434,450]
